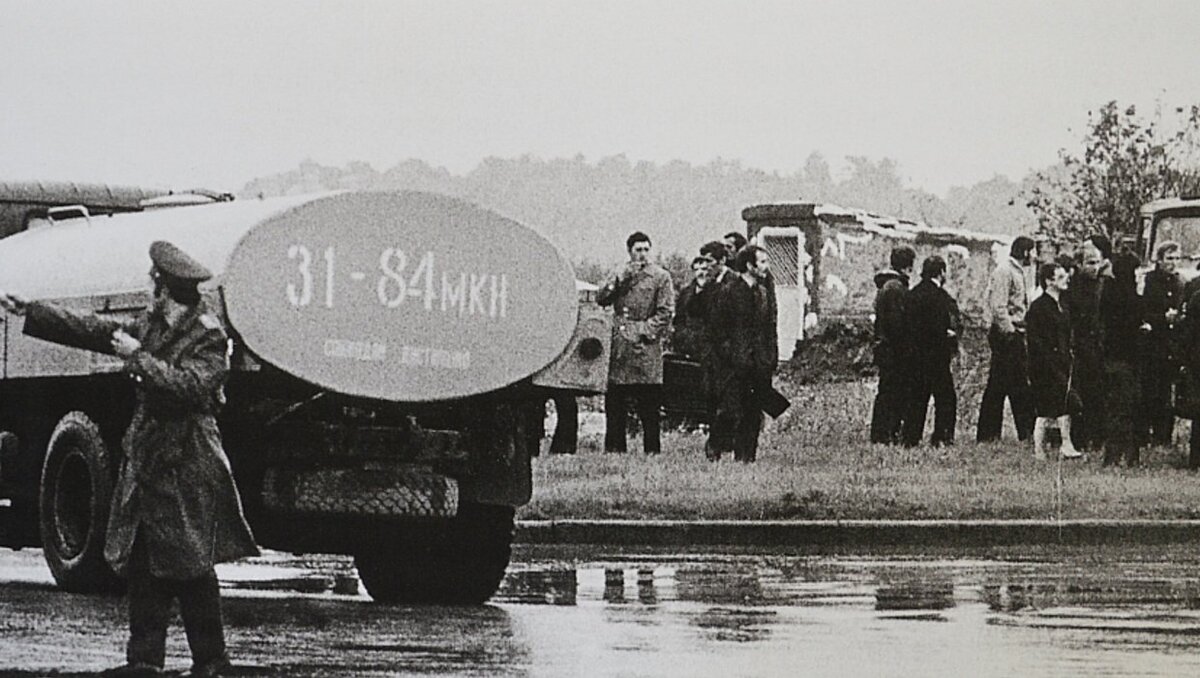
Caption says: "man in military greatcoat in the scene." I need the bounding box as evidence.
[597,231,675,454]
[1,241,258,678]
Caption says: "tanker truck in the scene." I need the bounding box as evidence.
[0,190,610,604]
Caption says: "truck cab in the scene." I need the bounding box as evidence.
[1138,194,1200,287]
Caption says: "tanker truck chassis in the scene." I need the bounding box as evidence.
[0,190,609,604]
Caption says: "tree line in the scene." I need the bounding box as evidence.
[240,154,1031,270]
[241,99,1200,271]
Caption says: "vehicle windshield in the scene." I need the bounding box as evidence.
[1149,214,1200,274]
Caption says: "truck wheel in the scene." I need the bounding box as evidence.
[39,412,121,592]
[354,501,515,605]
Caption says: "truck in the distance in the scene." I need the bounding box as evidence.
[0,189,610,604]
[1137,192,1200,287]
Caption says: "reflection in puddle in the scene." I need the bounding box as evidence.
[229,574,337,594]
[983,576,1200,636]
[494,548,1200,653]
[213,546,1200,661]
[691,607,777,643]
[675,565,767,606]
[875,582,955,611]
[14,544,1200,678]
[637,568,658,605]
[220,549,1200,645]
[498,568,578,606]
[603,568,625,603]
[219,553,361,597]
[983,579,1200,612]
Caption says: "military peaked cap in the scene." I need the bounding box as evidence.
[150,240,212,283]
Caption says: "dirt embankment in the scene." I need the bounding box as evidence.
[778,323,992,428]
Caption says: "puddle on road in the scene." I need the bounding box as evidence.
[490,546,1200,641]
[206,545,1200,641]
[8,545,1200,677]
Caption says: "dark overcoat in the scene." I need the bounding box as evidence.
[708,275,777,418]
[671,280,709,359]
[597,262,675,384]
[1063,272,1105,386]
[1141,268,1185,364]
[1180,285,1200,420]
[699,270,739,415]
[905,279,959,367]
[872,270,910,369]
[25,300,259,580]
[1026,293,1072,417]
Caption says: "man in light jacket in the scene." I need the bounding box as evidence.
[598,231,675,454]
[976,236,1037,443]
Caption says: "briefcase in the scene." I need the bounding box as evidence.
[754,384,791,418]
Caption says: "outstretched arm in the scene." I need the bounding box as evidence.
[19,299,125,355]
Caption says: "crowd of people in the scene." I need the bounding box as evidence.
[869,234,1200,469]
[605,230,779,463]
[544,231,779,463]
[544,226,1200,470]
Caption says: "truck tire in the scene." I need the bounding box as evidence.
[39,412,121,592]
[353,501,515,605]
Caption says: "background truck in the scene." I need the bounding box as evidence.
[0,189,609,604]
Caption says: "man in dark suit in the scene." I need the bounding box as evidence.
[706,245,777,462]
[1181,276,1200,469]
[1100,250,1144,467]
[671,255,711,359]
[870,246,915,444]
[699,241,738,459]
[902,255,960,446]
[1062,238,1109,451]
[1138,240,1185,446]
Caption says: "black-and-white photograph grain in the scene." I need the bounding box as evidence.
[2,1,1200,676]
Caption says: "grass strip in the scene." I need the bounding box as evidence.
[521,381,1200,521]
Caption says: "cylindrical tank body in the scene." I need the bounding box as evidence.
[0,181,169,238]
[0,191,580,401]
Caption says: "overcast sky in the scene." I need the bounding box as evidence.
[2,0,1197,196]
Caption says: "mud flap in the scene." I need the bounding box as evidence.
[456,398,536,507]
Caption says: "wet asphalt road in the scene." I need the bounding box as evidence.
[4,544,1200,677]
